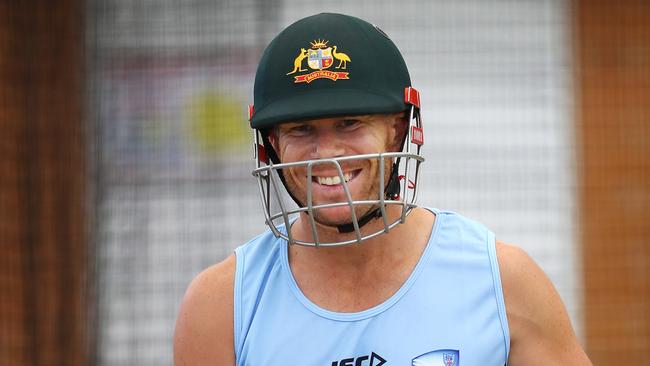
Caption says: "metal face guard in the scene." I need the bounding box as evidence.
[250,90,425,247]
[252,150,424,247]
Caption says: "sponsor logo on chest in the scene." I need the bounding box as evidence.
[331,352,386,366]
[329,349,460,366]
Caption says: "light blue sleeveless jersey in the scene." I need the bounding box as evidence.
[234,209,510,366]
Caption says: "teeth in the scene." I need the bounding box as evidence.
[316,172,353,185]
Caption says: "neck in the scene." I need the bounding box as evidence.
[288,206,434,267]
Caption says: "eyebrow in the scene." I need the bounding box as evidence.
[285,115,374,124]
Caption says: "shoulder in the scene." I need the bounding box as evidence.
[495,241,568,325]
[429,209,490,240]
[495,241,592,365]
[495,242,542,289]
[174,254,236,366]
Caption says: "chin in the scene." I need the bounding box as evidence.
[311,204,376,227]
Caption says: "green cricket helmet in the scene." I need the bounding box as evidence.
[250,12,412,128]
[249,13,425,246]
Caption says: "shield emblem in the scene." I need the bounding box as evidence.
[442,353,456,366]
[308,47,333,70]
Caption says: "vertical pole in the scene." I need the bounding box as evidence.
[576,0,650,363]
[0,1,87,365]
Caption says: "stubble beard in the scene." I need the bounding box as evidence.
[283,158,393,229]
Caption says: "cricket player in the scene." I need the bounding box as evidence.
[174,13,592,366]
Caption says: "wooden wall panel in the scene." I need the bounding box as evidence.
[576,0,650,364]
[0,2,87,366]
[0,4,29,364]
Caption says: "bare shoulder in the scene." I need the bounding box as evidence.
[495,241,591,365]
[173,254,236,366]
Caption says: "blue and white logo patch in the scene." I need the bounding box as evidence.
[412,349,459,366]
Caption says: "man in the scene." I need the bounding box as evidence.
[174,13,592,365]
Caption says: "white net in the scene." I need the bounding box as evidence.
[89,1,580,364]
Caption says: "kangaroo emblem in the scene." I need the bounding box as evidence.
[287,48,308,75]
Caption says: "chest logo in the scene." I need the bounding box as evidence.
[411,349,459,366]
[287,39,351,83]
[331,351,386,366]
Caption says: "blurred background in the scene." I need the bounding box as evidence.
[0,0,647,365]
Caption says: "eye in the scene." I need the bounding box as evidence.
[286,124,314,136]
[338,119,361,130]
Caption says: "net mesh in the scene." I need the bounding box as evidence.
[88,1,580,364]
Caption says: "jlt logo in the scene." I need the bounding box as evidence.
[331,352,386,366]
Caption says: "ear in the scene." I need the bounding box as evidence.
[267,127,280,153]
[389,113,409,151]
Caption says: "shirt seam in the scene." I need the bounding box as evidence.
[487,230,511,364]
[233,247,245,365]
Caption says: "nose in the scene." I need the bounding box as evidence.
[311,128,345,159]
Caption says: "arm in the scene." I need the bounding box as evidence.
[174,254,236,366]
[496,241,592,366]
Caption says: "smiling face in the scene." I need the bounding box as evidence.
[269,113,406,228]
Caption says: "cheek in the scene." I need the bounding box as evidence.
[360,125,395,153]
[282,164,302,185]
[352,134,387,154]
[278,138,309,162]
[365,156,393,186]
[287,167,303,182]
[377,158,394,185]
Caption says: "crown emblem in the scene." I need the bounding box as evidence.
[310,39,329,49]
[286,39,351,84]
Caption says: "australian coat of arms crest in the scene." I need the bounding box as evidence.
[287,39,351,83]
